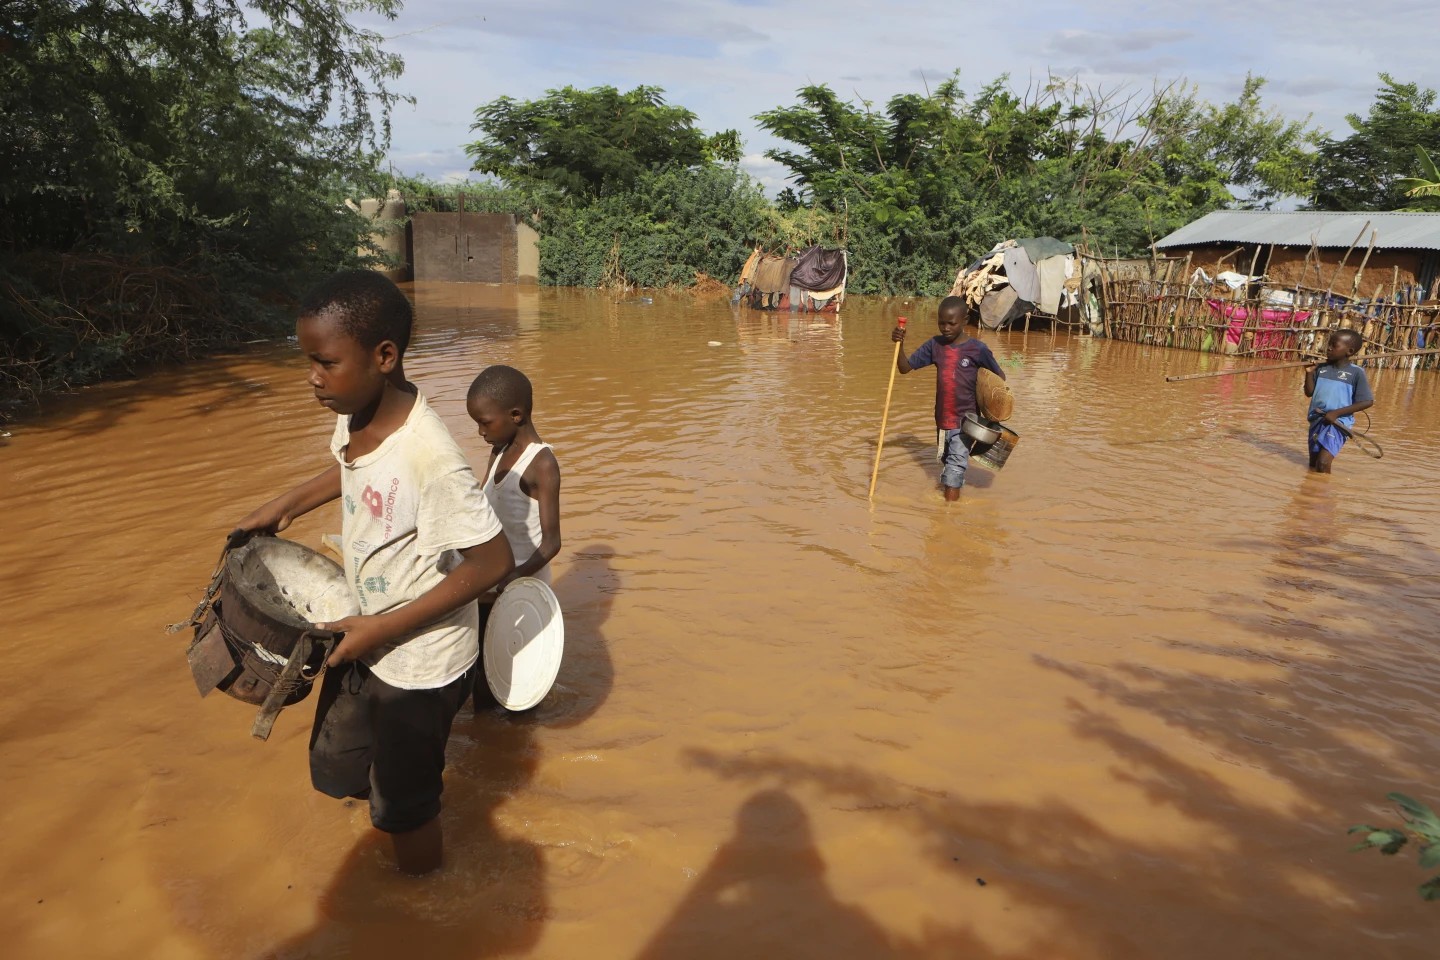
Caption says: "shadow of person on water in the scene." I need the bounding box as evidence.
[661,762,1030,959]
[635,790,949,960]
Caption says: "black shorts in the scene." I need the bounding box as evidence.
[470,602,497,708]
[308,660,474,833]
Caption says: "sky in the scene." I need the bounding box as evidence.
[353,0,1439,193]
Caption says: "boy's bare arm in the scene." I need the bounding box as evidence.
[1321,397,1374,425]
[232,464,341,538]
[982,347,1007,381]
[510,451,562,585]
[321,531,515,666]
[1303,364,1318,398]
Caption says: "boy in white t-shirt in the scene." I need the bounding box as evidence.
[233,270,514,875]
[465,364,562,709]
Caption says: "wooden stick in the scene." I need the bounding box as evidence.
[1164,346,1440,382]
[1386,265,1402,360]
[1177,253,1192,347]
[868,317,908,500]
[1245,244,1263,281]
[1324,221,1371,298]
[1350,230,1376,296]
[1097,257,1115,339]
[1302,233,1320,289]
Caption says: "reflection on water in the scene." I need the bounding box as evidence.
[2,285,1439,959]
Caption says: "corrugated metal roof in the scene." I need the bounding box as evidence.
[1155,211,1440,251]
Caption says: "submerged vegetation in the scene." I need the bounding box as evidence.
[5,1,1440,411]
[1350,793,1440,901]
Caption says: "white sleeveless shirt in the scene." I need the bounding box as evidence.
[483,441,552,588]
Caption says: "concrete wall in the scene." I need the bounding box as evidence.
[353,190,410,281]
[516,222,540,284]
[410,212,538,284]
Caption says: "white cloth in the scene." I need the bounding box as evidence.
[1003,247,1040,303]
[483,441,553,597]
[1217,270,1263,290]
[330,394,504,690]
[1036,255,1069,315]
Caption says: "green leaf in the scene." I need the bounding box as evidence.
[1351,829,1408,855]
[1415,145,1440,183]
[1389,793,1440,835]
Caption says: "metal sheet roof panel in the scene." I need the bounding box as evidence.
[1154,211,1440,251]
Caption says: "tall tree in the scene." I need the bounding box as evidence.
[467,85,742,199]
[1,0,403,404]
[757,72,1319,294]
[1309,75,1440,212]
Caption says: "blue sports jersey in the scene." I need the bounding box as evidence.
[1308,362,1373,428]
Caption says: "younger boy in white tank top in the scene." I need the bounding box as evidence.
[465,365,563,706]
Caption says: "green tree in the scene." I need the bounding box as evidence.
[466,85,742,199]
[1309,75,1440,212]
[1149,75,1319,210]
[538,163,772,288]
[1,0,402,407]
[757,72,1320,294]
[1397,146,1440,200]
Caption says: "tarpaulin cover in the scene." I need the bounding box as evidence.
[789,245,847,291]
[1015,236,1074,262]
[979,287,1032,329]
[751,255,796,295]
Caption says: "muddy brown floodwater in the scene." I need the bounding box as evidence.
[4,284,1440,959]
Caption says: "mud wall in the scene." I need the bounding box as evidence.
[1163,243,1430,297]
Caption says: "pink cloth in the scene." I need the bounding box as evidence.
[1206,299,1312,357]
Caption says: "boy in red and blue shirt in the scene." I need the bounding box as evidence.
[891,296,1006,500]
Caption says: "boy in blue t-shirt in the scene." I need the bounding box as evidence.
[1303,328,1374,474]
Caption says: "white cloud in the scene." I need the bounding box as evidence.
[1047,28,1192,56]
[359,0,1440,181]
[740,153,792,195]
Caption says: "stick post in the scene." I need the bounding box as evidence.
[868,316,907,500]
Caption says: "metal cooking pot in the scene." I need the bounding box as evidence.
[960,413,1002,446]
[186,537,356,708]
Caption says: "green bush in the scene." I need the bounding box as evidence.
[1,0,400,410]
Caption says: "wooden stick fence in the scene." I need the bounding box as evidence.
[1086,253,1440,372]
